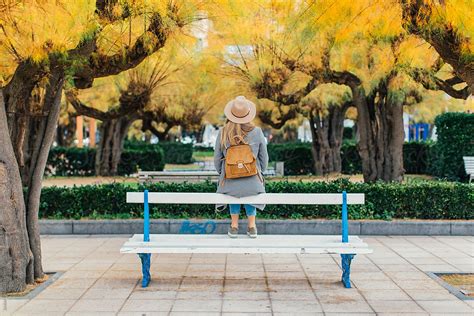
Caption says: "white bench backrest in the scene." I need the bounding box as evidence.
[126,192,365,205]
[463,156,474,174]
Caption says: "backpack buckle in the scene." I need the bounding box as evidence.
[237,162,244,169]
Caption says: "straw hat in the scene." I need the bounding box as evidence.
[224,96,256,124]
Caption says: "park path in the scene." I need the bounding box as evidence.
[3,235,473,315]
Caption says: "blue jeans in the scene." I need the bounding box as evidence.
[229,204,257,217]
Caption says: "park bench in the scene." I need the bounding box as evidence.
[463,156,474,183]
[120,191,371,289]
[138,162,284,183]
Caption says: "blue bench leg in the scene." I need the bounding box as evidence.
[138,253,151,287]
[341,254,355,288]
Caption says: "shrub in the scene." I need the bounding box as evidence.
[343,127,354,140]
[431,112,474,181]
[119,147,165,175]
[403,142,433,174]
[267,142,313,175]
[125,140,193,164]
[46,147,96,176]
[158,142,193,164]
[268,141,436,176]
[341,142,362,174]
[39,179,473,220]
[46,146,165,176]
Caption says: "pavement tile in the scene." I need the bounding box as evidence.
[171,313,220,316]
[222,299,272,312]
[1,299,29,315]
[69,299,125,312]
[404,289,459,301]
[171,299,222,312]
[315,289,366,302]
[225,271,266,279]
[179,278,224,291]
[264,263,302,271]
[176,290,222,300]
[224,279,267,292]
[48,278,98,289]
[120,299,174,312]
[81,288,134,299]
[129,290,178,300]
[320,300,373,313]
[359,289,412,301]
[270,289,316,301]
[368,300,425,313]
[394,279,445,290]
[271,300,323,313]
[416,300,474,313]
[66,312,116,316]
[226,265,264,272]
[267,278,312,291]
[352,280,400,290]
[34,288,87,300]
[223,291,268,300]
[146,278,182,291]
[273,313,324,316]
[15,299,76,313]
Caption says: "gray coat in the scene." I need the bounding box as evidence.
[214,126,269,210]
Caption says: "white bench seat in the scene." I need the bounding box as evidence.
[120,234,373,254]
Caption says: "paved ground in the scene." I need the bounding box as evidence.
[3,235,473,315]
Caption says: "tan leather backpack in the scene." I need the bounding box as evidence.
[224,143,258,179]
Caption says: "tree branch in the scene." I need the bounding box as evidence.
[65,89,139,120]
[73,12,170,89]
[410,68,470,100]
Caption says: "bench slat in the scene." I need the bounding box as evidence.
[120,247,373,254]
[126,192,365,205]
[120,234,372,254]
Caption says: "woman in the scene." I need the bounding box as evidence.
[214,96,269,238]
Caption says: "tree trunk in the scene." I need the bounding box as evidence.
[351,84,405,182]
[308,104,348,176]
[95,117,132,176]
[25,73,65,280]
[0,91,33,293]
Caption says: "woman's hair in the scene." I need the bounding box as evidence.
[220,120,255,148]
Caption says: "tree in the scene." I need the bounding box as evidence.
[0,0,198,292]
[213,0,439,181]
[400,0,473,96]
[66,60,175,175]
[301,85,352,175]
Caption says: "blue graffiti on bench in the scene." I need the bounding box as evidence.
[179,220,216,234]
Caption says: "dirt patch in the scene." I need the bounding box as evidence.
[440,273,474,297]
[42,176,137,187]
[4,274,49,297]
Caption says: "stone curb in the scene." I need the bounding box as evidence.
[39,219,474,236]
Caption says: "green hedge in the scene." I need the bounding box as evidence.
[268,141,432,175]
[431,112,474,181]
[267,143,314,175]
[125,140,193,164]
[39,180,473,220]
[46,147,95,176]
[46,146,164,176]
[403,142,433,174]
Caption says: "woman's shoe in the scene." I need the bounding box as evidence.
[247,226,257,238]
[228,226,238,238]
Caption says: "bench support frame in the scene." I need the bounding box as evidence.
[341,254,355,288]
[137,190,358,288]
[138,253,151,287]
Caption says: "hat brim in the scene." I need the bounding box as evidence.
[224,99,257,124]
